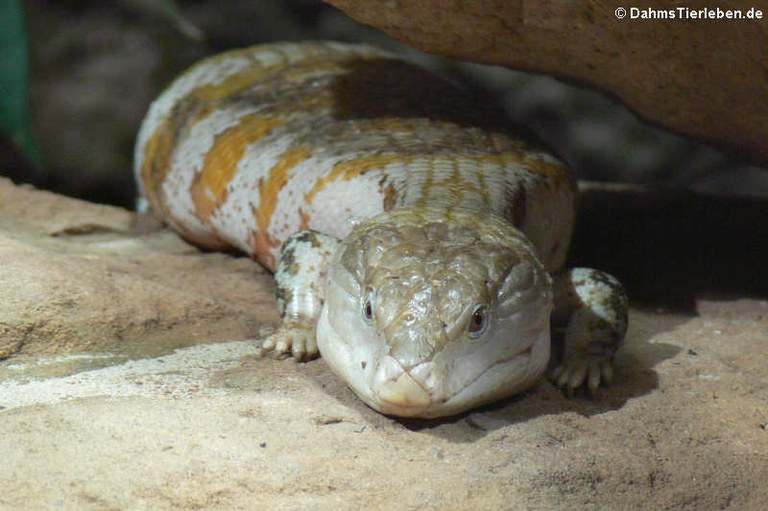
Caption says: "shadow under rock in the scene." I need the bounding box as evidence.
[569,185,768,312]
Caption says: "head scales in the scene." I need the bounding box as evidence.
[318,207,553,418]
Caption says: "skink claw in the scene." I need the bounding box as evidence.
[551,354,614,396]
[259,322,319,362]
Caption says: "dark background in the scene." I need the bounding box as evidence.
[3,0,766,209]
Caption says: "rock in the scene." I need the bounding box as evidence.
[325,0,768,164]
[0,177,277,360]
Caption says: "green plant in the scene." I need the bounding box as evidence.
[0,0,43,167]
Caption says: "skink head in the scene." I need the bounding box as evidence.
[318,207,552,418]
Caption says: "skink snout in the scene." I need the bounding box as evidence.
[372,356,432,409]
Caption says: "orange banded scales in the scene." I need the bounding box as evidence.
[135,42,628,418]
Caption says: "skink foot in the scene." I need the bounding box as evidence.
[259,322,318,362]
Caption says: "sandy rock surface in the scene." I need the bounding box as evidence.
[0,178,277,360]
[0,178,766,510]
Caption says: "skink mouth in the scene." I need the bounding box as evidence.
[370,344,536,416]
[374,371,432,409]
[371,357,433,410]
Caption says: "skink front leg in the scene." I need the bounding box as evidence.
[550,268,629,395]
[260,231,340,361]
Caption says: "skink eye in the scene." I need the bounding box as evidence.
[468,304,488,337]
[362,288,375,323]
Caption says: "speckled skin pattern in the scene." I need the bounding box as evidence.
[135,42,628,418]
